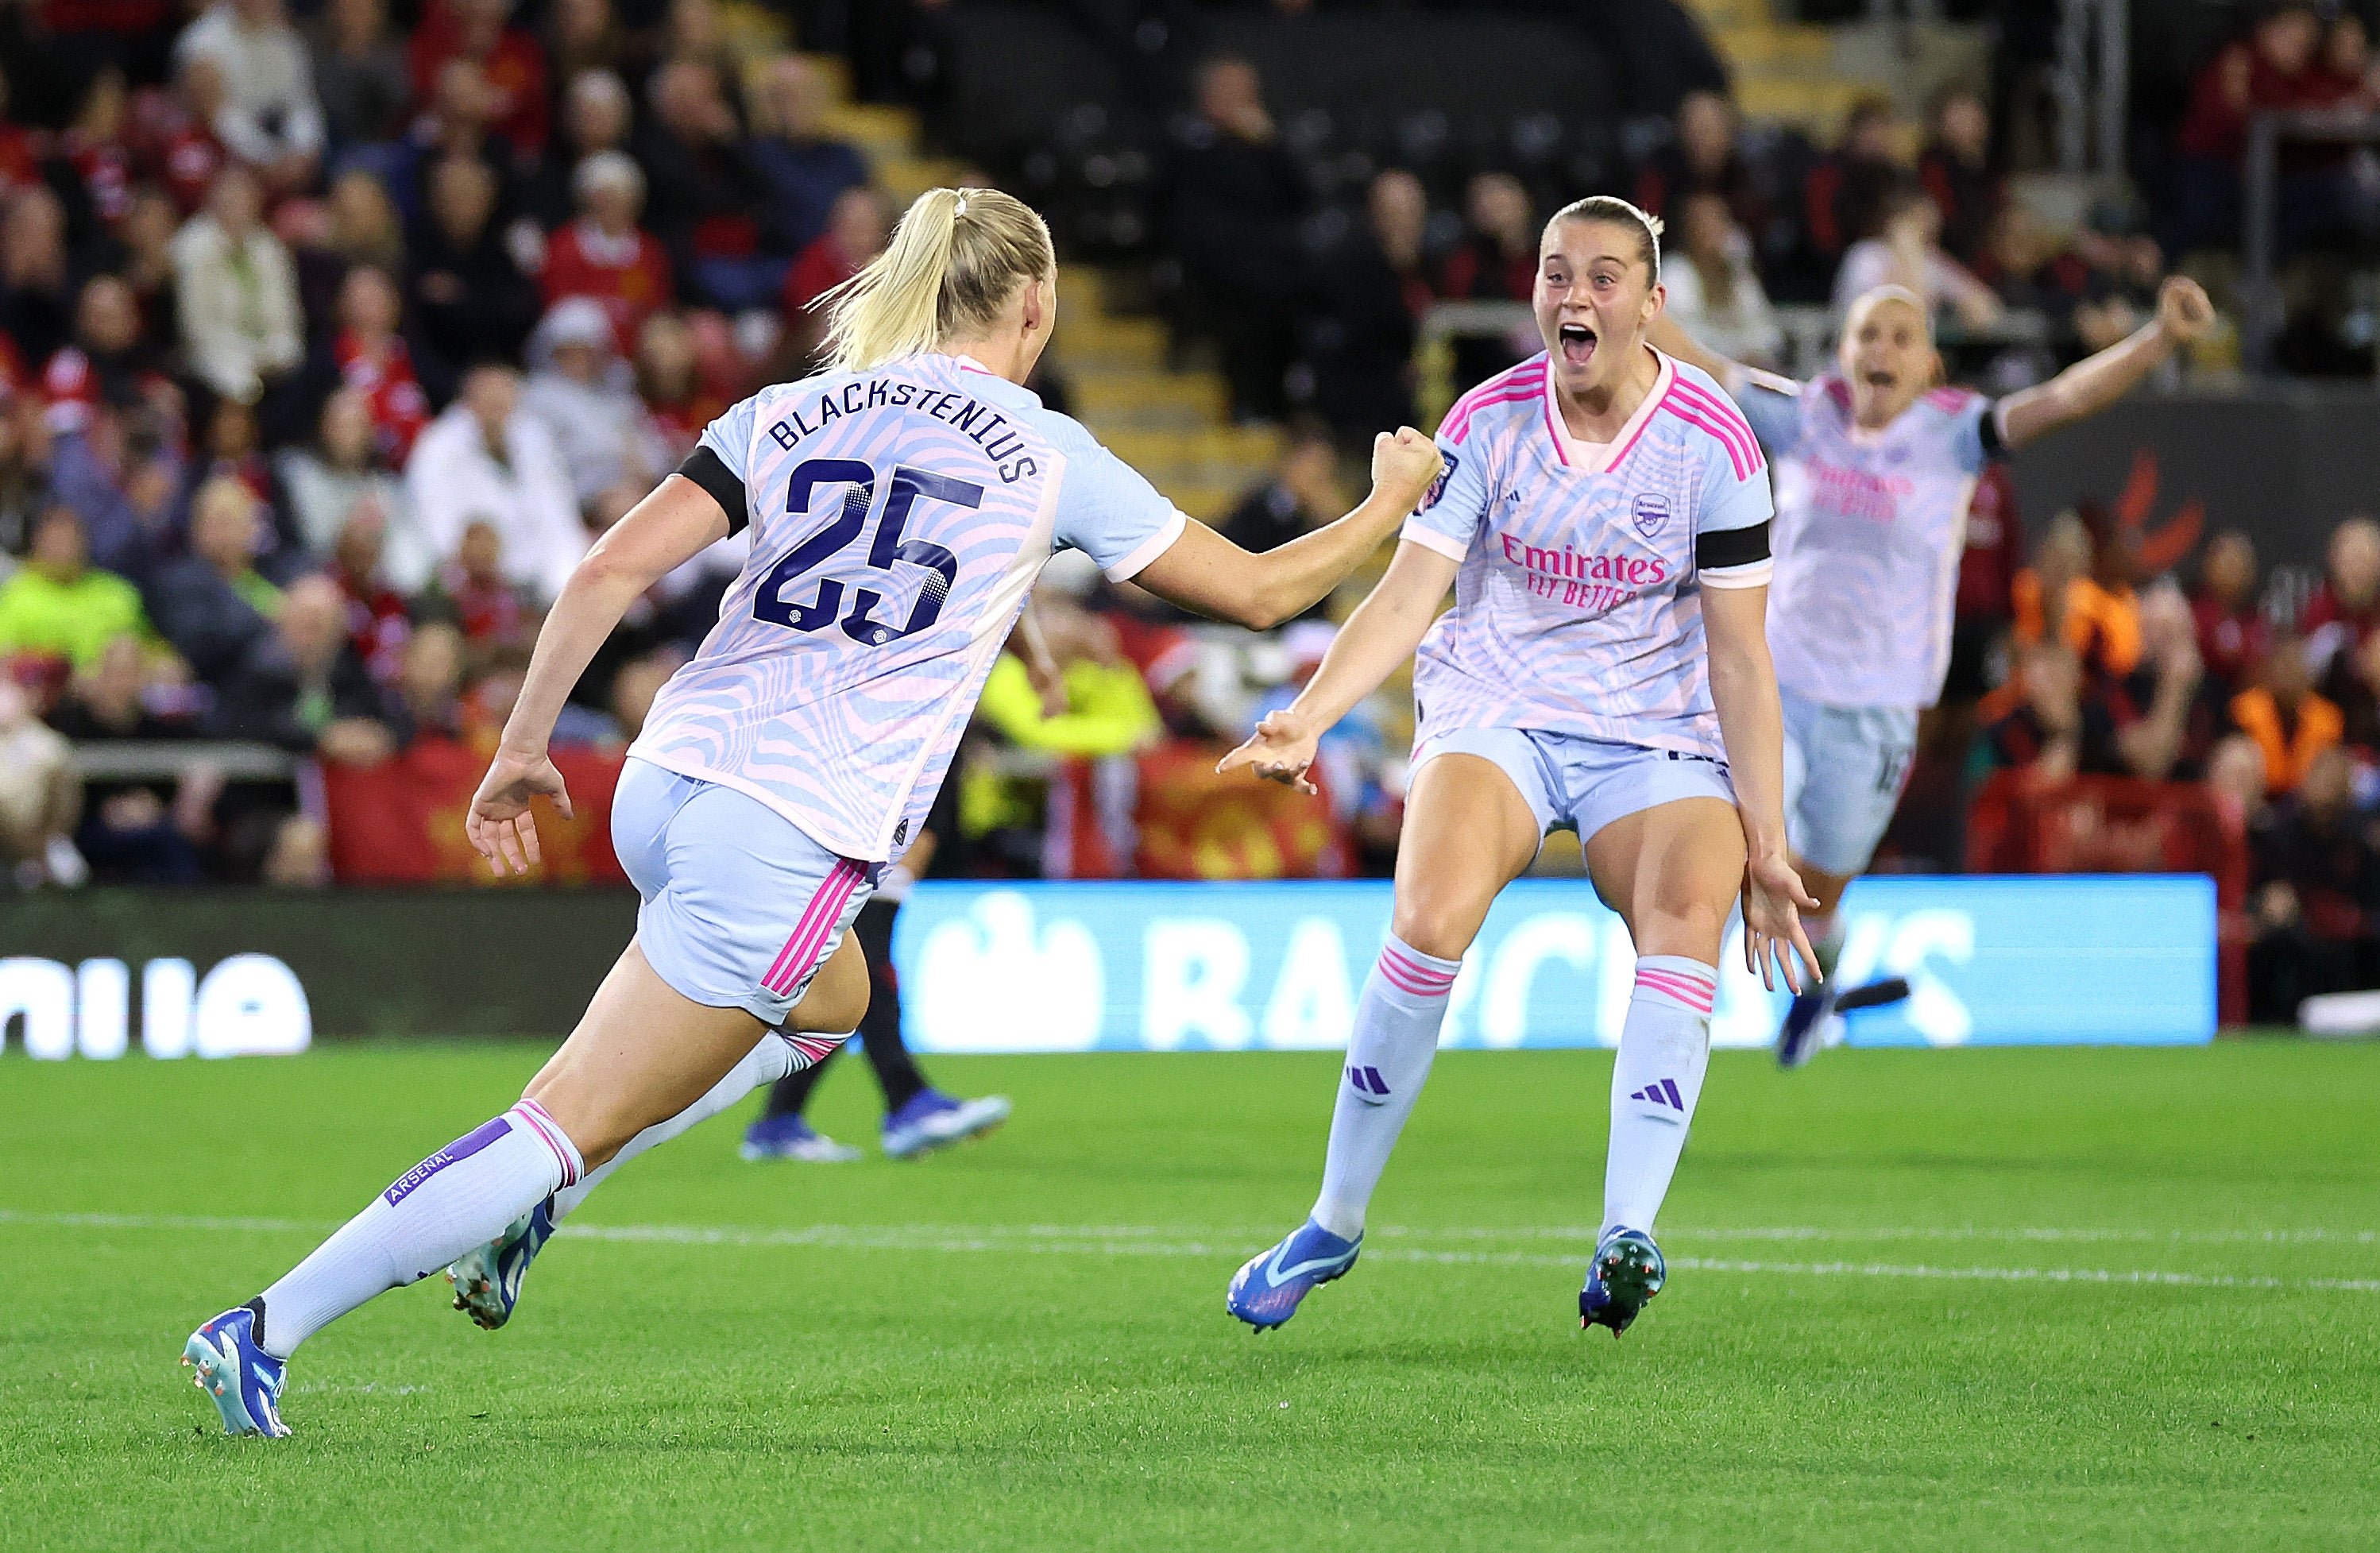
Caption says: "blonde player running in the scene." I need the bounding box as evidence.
[1649,276,2215,1064]
[1221,196,1818,1339]
[180,187,1447,1436]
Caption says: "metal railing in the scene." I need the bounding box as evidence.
[69,741,298,782]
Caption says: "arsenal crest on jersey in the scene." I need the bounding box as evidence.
[1631,493,1670,538]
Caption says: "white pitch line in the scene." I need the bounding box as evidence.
[4,1209,2377,1296]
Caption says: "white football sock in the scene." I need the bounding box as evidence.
[255,1099,582,1359]
[1310,933,1461,1240]
[550,1031,839,1221]
[1602,956,1716,1238]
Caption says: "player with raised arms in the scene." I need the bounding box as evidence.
[180,186,1447,1436]
[1648,274,2215,1064]
[1221,195,1817,1339]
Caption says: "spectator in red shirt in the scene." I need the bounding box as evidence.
[2189,529,2270,696]
[1947,460,2025,701]
[774,183,888,372]
[633,308,724,462]
[2172,2,2325,254]
[61,67,134,231]
[422,516,527,651]
[324,265,430,464]
[636,57,777,310]
[2303,515,2380,683]
[43,275,176,441]
[1802,95,1902,269]
[159,55,229,218]
[408,0,550,163]
[1917,86,1999,268]
[0,71,44,199]
[539,150,670,352]
[326,498,411,682]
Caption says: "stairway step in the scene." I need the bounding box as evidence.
[1069,368,1230,420]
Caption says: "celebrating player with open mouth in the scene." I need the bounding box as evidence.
[180,187,1447,1437]
[1221,196,1816,1339]
[1651,274,2216,1065]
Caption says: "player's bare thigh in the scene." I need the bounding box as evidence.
[1389,753,1544,961]
[1583,798,1746,964]
[518,932,871,1170]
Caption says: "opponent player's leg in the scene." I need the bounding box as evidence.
[1578,794,1745,1335]
[184,942,769,1435]
[854,898,1012,1160]
[1228,744,1542,1330]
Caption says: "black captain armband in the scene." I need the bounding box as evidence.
[1976,400,2007,461]
[1695,520,1770,571]
[675,446,748,535]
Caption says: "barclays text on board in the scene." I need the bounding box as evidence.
[891,875,2217,1053]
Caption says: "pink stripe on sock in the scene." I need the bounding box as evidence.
[1374,957,1438,997]
[510,1099,578,1186]
[1381,945,1457,987]
[1634,967,1716,1008]
[1634,969,1714,1006]
[1379,945,1458,995]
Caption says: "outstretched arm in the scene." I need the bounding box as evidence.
[1999,276,2214,450]
[1702,582,1819,991]
[1216,539,1461,793]
[1131,429,1443,630]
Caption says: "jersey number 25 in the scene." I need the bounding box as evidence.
[753,457,984,645]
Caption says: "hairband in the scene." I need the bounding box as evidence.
[952,193,968,217]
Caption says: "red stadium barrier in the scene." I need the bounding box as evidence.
[322,738,630,886]
[1966,771,2251,1024]
[1046,744,1351,880]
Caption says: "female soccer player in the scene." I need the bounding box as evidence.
[1220,195,1816,1340]
[182,186,1447,1436]
[1650,274,2214,1064]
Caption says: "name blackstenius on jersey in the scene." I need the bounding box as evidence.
[766,377,1040,484]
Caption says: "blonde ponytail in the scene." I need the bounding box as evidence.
[819,187,1054,372]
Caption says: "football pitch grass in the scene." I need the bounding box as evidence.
[2,1040,2376,1551]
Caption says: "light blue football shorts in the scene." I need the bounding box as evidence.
[611,756,879,1025]
[1778,683,1919,879]
[1414,726,1737,852]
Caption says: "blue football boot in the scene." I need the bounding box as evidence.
[1775,983,1836,1069]
[1579,1227,1666,1337]
[1227,1219,1362,1331]
[445,1197,555,1331]
[182,1301,290,1437]
[881,1089,1012,1161]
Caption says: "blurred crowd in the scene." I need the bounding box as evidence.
[1160,52,2188,432]
[0,0,912,887]
[1937,493,2380,1022]
[0,0,2373,1035]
